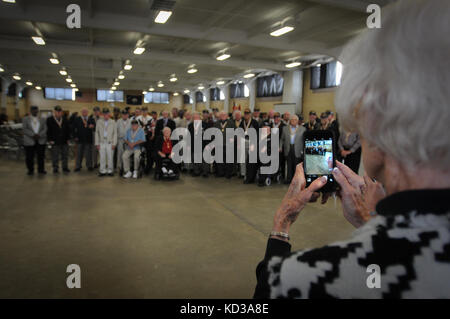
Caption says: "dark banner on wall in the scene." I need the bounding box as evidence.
[256,74,283,97]
[195,91,204,103]
[230,83,245,99]
[126,95,142,105]
[210,88,221,101]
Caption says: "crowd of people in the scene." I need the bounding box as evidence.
[20,104,361,186]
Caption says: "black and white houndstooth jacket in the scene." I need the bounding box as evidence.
[254,189,450,298]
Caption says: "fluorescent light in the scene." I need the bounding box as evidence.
[316,63,322,67]
[270,26,294,37]
[59,69,67,76]
[198,85,204,90]
[183,89,190,94]
[49,58,59,64]
[142,91,148,95]
[66,77,72,83]
[124,64,132,70]
[243,73,255,78]
[187,67,197,74]
[216,53,231,61]
[154,10,172,24]
[285,61,301,68]
[2,0,16,3]
[25,81,33,86]
[216,80,225,85]
[133,47,145,55]
[13,74,21,80]
[35,86,42,90]
[114,81,120,86]
[74,88,79,92]
[32,36,45,45]
[170,76,178,82]
[173,92,179,96]
[111,86,117,90]
[70,83,76,88]
[149,87,155,92]
[0,66,4,72]
[118,74,125,80]
[157,82,164,88]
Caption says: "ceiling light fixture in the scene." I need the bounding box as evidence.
[142,91,148,95]
[285,61,302,68]
[198,85,205,90]
[111,86,117,90]
[59,69,67,76]
[187,65,197,74]
[124,59,133,70]
[49,58,59,64]
[70,83,76,88]
[243,73,255,79]
[2,0,16,3]
[183,89,190,94]
[216,80,225,85]
[118,74,125,80]
[35,86,42,90]
[133,47,146,55]
[13,74,21,81]
[26,81,33,86]
[173,92,179,96]
[149,87,155,92]
[157,81,164,88]
[169,74,178,82]
[32,36,45,46]
[66,77,72,83]
[0,65,5,72]
[216,50,231,61]
[114,81,120,86]
[154,10,172,24]
[270,26,294,37]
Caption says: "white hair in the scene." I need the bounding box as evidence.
[336,0,450,171]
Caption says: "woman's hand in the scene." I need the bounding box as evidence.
[272,163,328,239]
[332,161,386,228]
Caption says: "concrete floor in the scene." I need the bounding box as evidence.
[0,158,354,298]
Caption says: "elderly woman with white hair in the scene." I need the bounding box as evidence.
[254,0,450,298]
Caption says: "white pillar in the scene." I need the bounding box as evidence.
[248,80,257,112]
[222,84,230,113]
[282,70,303,115]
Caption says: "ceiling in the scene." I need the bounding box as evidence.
[0,0,394,93]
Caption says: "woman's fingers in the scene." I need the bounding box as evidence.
[336,161,364,188]
[332,166,352,194]
[307,175,328,194]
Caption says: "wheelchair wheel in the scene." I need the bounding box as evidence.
[276,173,282,184]
[265,177,271,186]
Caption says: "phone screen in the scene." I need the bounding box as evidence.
[304,136,335,187]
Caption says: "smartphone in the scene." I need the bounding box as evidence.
[303,130,336,192]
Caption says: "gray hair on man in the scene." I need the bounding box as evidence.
[336,0,450,171]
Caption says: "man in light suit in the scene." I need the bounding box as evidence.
[22,106,47,175]
[281,115,306,183]
[116,109,131,174]
[95,108,117,176]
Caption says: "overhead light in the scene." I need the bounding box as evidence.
[114,81,120,86]
[316,63,322,67]
[2,0,16,3]
[216,80,225,85]
[169,74,178,82]
[183,89,190,94]
[149,87,155,92]
[70,83,76,88]
[66,77,72,83]
[285,61,302,68]
[216,53,231,61]
[198,85,205,90]
[74,88,79,92]
[142,91,148,95]
[157,81,164,88]
[59,69,67,76]
[25,81,33,86]
[50,58,59,64]
[35,86,42,90]
[111,86,117,90]
[124,64,132,70]
[154,10,172,24]
[270,26,294,37]
[0,65,4,72]
[243,73,255,79]
[13,74,21,81]
[133,47,146,55]
[173,92,179,96]
[187,65,197,74]
[32,36,45,46]
[118,74,125,80]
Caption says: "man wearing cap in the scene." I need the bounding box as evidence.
[22,106,47,175]
[122,120,146,179]
[281,114,305,183]
[89,106,102,168]
[282,111,291,125]
[327,110,340,142]
[47,106,71,174]
[95,108,117,176]
[137,107,155,174]
[252,108,262,126]
[116,109,131,174]
[241,108,259,183]
[113,107,121,121]
[304,111,320,131]
[73,107,95,172]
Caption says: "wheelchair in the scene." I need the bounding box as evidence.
[256,163,283,187]
[154,157,180,181]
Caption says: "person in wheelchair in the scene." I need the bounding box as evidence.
[257,121,281,187]
[154,127,178,180]
[122,120,146,179]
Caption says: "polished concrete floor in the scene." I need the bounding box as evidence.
[0,158,354,298]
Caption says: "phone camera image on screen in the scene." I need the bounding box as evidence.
[304,139,333,176]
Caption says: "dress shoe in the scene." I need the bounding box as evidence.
[27,171,34,176]
[38,170,47,175]
[74,168,81,172]
[98,172,106,177]
[63,168,71,173]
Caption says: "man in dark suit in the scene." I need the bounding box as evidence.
[273,112,286,181]
[240,108,259,184]
[22,106,47,175]
[89,106,101,168]
[47,105,71,174]
[214,111,234,178]
[73,107,95,171]
[155,110,176,137]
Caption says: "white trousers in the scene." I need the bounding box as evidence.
[122,149,141,173]
[99,143,114,174]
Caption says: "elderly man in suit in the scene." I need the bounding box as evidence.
[240,108,259,184]
[116,109,131,174]
[95,108,117,176]
[47,105,71,174]
[22,106,47,175]
[155,110,176,137]
[73,107,95,172]
[281,114,305,183]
